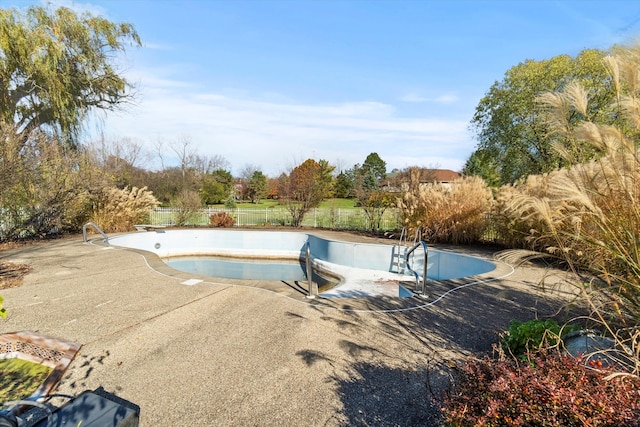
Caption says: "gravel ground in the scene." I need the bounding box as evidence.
[0,232,582,426]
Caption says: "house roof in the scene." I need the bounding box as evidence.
[381,168,462,191]
[429,169,462,182]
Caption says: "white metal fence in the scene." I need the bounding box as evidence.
[149,207,403,231]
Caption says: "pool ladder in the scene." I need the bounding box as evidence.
[395,227,427,295]
[391,227,417,273]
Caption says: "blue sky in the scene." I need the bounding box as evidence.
[5,0,640,176]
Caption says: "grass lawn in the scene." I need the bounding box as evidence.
[211,198,357,210]
[153,197,403,229]
[228,199,280,209]
[319,198,357,209]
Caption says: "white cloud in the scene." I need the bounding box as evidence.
[142,42,176,51]
[37,0,107,17]
[399,93,428,103]
[434,94,459,104]
[399,92,459,104]
[93,70,473,176]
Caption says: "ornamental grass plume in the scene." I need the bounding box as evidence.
[497,44,640,372]
[399,175,493,244]
[90,186,159,233]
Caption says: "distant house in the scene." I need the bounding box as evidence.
[427,169,462,186]
[382,168,462,193]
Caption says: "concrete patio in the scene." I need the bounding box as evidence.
[0,231,579,426]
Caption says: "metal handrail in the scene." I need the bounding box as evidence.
[405,240,428,294]
[82,222,109,244]
[413,227,422,243]
[398,226,406,247]
[305,241,318,298]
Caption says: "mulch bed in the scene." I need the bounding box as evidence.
[0,240,32,289]
[0,260,31,289]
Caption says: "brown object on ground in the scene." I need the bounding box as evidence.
[0,260,31,289]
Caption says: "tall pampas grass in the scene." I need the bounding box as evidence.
[90,186,159,233]
[499,44,640,373]
[398,176,493,244]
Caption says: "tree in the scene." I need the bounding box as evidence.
[0,124,107,239]
[278,159,335,227]
[87,135,150,188]
[267,177,280,199]
[173,189,202,226]
[316,159,336,197]
[152,136,231,205]
[334,170,355,198]
[145,167,182,206]
[352,153,390,232]
[232,163,259,200]
[171,135,197,187]
[361,152,387,183]
[0,5,141,146]
[239,164,260,182]
[462,149,501,187]
[351,153,387,193]
[247,171,268,204]
[357,189,394,233]
[386,166,439,193]
[192,154,230,176]
[200,169,234,205]
[468,49,616,185]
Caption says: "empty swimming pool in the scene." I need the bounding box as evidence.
[107,229,497,298]
[165,256,307,281]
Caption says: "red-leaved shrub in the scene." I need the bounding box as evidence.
[209,212,235,228]
[441,351,640,426]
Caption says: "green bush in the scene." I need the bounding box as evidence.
[224,197,237,209]
[501,319,579,358]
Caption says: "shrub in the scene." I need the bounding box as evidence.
[399,175,493,244]
[441,351,640,426]
[224,197,237,209]
[172,189,202,226]
[0,126,107,240]
[492,175,553,249]
[501,319,580,359]
[209,212,235,228]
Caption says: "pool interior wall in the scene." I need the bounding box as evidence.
[164,256,340,293]
[108,229,496,282]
